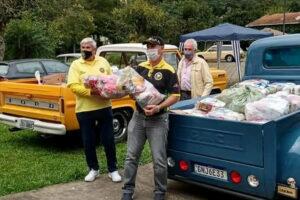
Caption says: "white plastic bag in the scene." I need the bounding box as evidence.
[269,82,296,93]
[245,96,290,122]
[268,91,300,112]
[134,79,166,108]
[208,108,245,121]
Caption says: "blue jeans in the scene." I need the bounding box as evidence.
[122,111,169,195]
[76,107,117,172]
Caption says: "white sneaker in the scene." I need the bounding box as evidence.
[84,169,99,182]
[108,171,122,182]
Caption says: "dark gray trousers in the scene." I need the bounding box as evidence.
[122,111,169,195]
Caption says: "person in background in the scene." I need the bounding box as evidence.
[177,38,213,100]
[67,37,121,183]
[121,36,180,200]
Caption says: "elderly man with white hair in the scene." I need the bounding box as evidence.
[67,37,121,183]
[177,38,213,100]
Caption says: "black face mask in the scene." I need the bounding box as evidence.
[81,50,93,60]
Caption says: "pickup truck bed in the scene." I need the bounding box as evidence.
[168,100,300,199]
[0,79,135,141]
[167,34,300,200]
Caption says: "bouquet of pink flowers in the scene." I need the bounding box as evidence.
[84,74,127,98]
[84,66,165,106]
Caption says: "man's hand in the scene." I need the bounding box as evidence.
[90,87,100,96]
[143,104,160,116]
[129,94,136,100]
[90,88,109,100]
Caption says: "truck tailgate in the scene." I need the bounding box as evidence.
[0,82,63,122]
[168,114,264,166]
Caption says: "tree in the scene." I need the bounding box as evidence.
[34,0,84,21]
[0,0,36,60]
[161,0,215,44]
[265,0,300,14]
[4,13,57,60]
[50,3,96,53]
[207,0,275,26]
[0,0,36,33]
[289,0,300,12]
[81,0,121,45]
[111,0,167,43]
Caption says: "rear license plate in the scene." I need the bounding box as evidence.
[194,164,228,180]
[277,184,298,199]
[20,119,34,129]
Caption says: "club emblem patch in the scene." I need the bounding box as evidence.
[154,72,163,80]
[99,68,105,73]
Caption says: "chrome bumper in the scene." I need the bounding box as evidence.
[0,114,66,135]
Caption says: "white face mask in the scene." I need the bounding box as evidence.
[146,49,159,61]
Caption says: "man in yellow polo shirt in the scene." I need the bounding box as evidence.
[67,37,121,183]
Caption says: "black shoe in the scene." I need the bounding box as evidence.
[154,193,165,200]
[121,193,133,200]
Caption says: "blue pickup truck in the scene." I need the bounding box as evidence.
[168,34,300,200]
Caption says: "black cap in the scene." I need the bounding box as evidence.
[142,36,165,46]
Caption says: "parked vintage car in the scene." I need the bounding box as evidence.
[0,59,69,79]
[56,53,81,65]
[0,59,135,142]
[196,44,245,62]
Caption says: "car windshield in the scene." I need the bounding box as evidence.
[42,60,69,74]
[56,57,65,63]
[99,49,179,70]
[0,64,9,76]
[15,61,45,75]
[101,51,148,69]
[163,52,179,69]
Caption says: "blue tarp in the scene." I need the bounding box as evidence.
[180,23,273,42]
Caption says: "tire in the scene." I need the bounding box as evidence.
[112,109,132,143]
[225,55,234,62]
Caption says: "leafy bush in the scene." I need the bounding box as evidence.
[4,13,57,60]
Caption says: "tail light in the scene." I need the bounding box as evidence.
[230,171,242,184]
[60,98,65,114]
[179,160,189,171]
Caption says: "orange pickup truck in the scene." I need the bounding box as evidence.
[0,44,227,142]
[0,78,135,142]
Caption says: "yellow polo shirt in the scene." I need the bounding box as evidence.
[67,56,112,113]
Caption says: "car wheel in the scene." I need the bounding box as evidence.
[225,55,234,62]
[112,110,132,142]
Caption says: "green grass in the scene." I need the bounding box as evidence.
[0,124,151,197]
